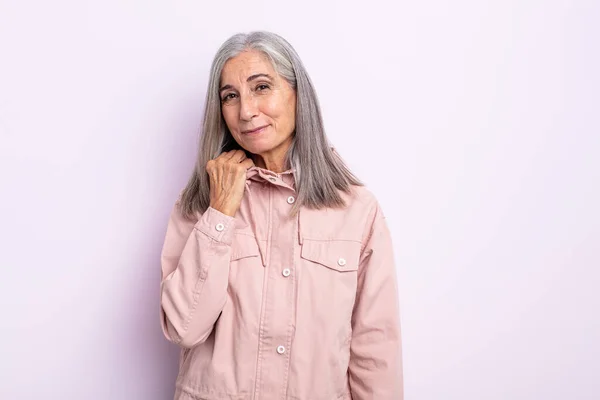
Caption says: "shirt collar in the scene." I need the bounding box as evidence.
[246,166,296,191]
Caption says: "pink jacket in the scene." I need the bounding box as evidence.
[160,165,403,400]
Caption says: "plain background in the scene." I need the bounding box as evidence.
[1,0,598,399]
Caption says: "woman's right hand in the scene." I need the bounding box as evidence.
[206,150,255,217]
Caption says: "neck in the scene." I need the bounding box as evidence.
[252,141,292,173]
[253,155,287,173]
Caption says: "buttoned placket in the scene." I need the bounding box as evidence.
[252,170,298,399]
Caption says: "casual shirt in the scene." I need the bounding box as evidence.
[160,164,403,400]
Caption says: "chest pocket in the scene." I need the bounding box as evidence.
[300,239,361,272]
[298,238,362,332]
[230,233,261,261]
[227,233,262,295]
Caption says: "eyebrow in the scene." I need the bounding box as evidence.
[219,73,274,93]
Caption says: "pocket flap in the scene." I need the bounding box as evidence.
[230,234,261,261]
[300,239,361,272]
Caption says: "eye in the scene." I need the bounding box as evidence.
[221,93,237,102]
[256,83,270,91]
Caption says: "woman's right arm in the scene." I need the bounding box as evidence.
[160,149,253,348]
[159,202,236,348]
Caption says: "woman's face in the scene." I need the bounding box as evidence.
[219,50,297,167]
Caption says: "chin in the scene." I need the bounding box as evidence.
[243,141,276,155]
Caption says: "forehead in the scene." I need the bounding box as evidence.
[220,50,277,83]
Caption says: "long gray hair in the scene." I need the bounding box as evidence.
[179,31,363,219]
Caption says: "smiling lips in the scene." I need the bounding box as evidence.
[242,125,268,135]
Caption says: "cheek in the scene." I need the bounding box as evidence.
[222,108,238,130]
[261,98,281,118]
[263,97,295,128]
[282,102,296,132]
[283,92,297,129]
[287,104,296,126]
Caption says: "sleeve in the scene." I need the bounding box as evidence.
[348,203,404,399]
[159,201,236,348]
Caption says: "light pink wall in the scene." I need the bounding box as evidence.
[0,0,598,399]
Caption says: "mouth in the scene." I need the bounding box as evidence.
[241,125,269,135]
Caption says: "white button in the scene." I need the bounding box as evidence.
[276,345,286,354]
[287,196,295,204]
[269,177,277,182]
[282,268,291,277]
[215,223,225,232]
[337,258,346,266]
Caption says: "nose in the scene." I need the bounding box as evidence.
[239,93,259,121]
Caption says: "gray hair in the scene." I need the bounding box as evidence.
[179,31,363,219]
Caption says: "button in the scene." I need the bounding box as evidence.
[337,258,346,266]
[287,196,295,204]
[276,345,286,354]
[215,223,225,232]
[282,268,291,277]
[269,177,277,183]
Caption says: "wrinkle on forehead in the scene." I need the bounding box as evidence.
[220,50,277,87]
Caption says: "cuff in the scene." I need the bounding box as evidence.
[194,206,236,245]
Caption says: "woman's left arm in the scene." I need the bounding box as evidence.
[348,203,403,400]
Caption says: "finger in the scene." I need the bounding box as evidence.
[240,157,255,169]
[217,150,237,162]
[220,149,246,163]
[232,150,247,163]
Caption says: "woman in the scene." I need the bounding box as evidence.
[160,31,403,400]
